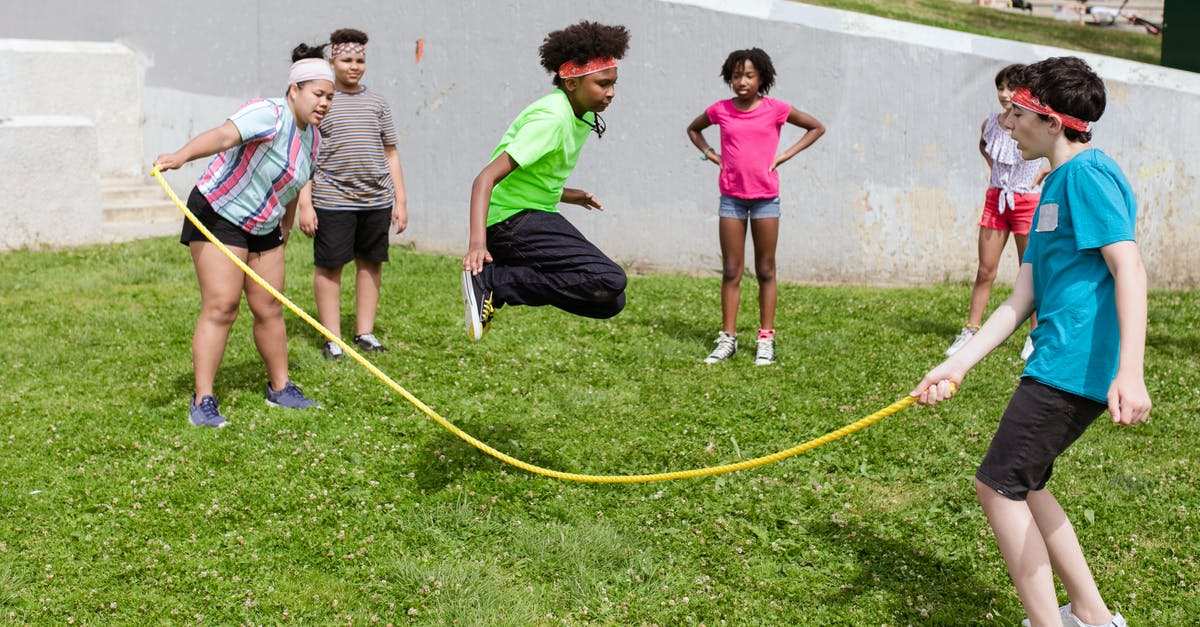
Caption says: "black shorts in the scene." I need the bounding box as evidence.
[312,207,391,268]
[976,378,1106,501]
[179,187,284,253]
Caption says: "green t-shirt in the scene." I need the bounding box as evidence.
[486,90,595,226]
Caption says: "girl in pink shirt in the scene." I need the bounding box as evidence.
[687,48,824,365]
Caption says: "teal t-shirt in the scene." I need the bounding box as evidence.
[486,90,595,227]
[1022,148,1138,403]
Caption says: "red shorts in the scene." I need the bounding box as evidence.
[979,188,1038,235]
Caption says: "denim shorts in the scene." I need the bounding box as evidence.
[976,378,1106,501]
[718,195,781,220]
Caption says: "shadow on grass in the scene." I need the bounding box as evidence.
[407,418,571,493]
[807,518,1015,623]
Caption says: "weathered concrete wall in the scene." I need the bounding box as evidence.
[0,116,102,250]
[0,39,142,178]
[2,0,1197,286]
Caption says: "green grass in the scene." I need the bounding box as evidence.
[1,237,1196,624]
[793,0,1163,65]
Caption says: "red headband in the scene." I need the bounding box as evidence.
[558,56,617,79]
[1011,87,1094,133]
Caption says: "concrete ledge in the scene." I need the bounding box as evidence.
[0,38,143,177]
[0,115,102,251]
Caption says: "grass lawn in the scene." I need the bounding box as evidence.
[793,0,1163,65]
[0,237,1196,624]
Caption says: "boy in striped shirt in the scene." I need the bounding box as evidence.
[299,28,407,359]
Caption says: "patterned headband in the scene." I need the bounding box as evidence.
[558,56,617,79]
[331,42,365,58]
[1011,87,1094,133]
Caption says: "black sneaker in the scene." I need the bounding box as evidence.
[322,341,344,360]
[353,333,387,352]
[461,270,495,342]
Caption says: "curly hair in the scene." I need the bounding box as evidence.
[720,48,776,96]
[1013,56,1105,143]
[330,28,368,46]
[538,21,630,87]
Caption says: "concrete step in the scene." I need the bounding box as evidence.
[101,177,168,204]
[102,199,180,224]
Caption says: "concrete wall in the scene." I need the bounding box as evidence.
[0,39,142,177]
[3,0,1197,286]
[0,116,102,249]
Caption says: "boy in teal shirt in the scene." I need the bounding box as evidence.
[460,21,630,341]
[913,57,1150,627]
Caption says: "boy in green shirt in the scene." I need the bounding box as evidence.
[461,21,630,341]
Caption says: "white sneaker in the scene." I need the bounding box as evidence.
[704,331,737,363]
[1021,335,1035,361]
[945,327,975,356]
[1021,604,1075,627]
[1021,604,1127,627]
[754,337,775,366]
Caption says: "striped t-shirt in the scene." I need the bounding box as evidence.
[311,87,398,211]
[197,98,321,234]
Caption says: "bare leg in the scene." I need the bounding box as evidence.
[718,217,748,335]
[749,217,779,331]
[244,246,289,392]
[1026,489,1114,626]
[967,227,1011,328]
[975,479,1061,626]
[313,265,344,340]
[190,241,249,399]
[354,258,383,336]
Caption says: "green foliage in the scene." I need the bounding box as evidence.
[794,0,1162,65]
[0,238,1195,624]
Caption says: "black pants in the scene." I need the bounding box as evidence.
[484,210,626,319]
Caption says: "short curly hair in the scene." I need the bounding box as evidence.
[721,48,776,96]
[330,28,368,46]
[538,21,630,87]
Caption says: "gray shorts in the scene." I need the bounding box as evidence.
[976,378,1106,501]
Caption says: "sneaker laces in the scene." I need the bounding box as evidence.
[756,338,775,362]
[710,334,736,360]
[480,295,495,328]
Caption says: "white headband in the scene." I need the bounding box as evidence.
[288,58,334,86]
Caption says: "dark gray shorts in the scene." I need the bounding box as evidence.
[976,378,1106,501]
[312,207,391,268]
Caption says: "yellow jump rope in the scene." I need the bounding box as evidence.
[152,168,928,484]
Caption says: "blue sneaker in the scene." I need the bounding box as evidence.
[265,381,320,409]
[189,395,228,428]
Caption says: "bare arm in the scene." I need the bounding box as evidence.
[979,119,992,168]
[154,120,242,171]
[462,152,518,274]
[297,181,317,237]
[1100,240,1151,424]
[911,263,1036,403]
[385,144,408,233]
[771,108,825,170]
[281,196,298,244]
[686,113,720,166]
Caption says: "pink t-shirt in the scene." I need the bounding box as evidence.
[706,97,791,199]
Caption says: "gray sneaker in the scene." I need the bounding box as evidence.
[189,395,228,428]
[353,333,387,352]
[322,341,344,360]
[704,331,737,363]
[265,381,320,409]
